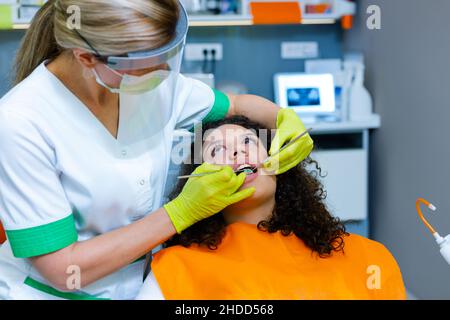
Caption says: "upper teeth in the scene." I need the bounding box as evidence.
[237,164,252,171]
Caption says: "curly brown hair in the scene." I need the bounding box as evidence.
[165,116,348,257]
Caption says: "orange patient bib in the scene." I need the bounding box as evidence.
[151,222,406,300]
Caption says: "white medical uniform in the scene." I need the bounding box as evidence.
[0,62,230,300]
[136,273,164,300]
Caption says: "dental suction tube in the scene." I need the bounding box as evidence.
[416,198,450,265]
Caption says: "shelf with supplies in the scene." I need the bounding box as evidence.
[7,16,339,30]
[0,0,356,30]
[188,15,340,27]
[185,0,355,27]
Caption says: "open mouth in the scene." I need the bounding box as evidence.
[234,164,258,176]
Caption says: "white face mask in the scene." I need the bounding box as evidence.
[92,66,171,95]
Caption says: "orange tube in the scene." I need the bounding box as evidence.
[416,198,436,234]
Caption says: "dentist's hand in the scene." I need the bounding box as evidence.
[164,163,256,233]
[264,108,314,175]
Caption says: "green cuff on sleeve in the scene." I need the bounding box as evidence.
[203,89,230,123]
[189,89,230,133]
[6,214,78,258]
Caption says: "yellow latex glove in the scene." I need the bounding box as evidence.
[164,163,256,233]
[264,108,314,175]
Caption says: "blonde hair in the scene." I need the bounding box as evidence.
[14,0,179,85]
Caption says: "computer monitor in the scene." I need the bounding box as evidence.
[274,73,336,122]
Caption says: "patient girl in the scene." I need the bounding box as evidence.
[137,116,406,300]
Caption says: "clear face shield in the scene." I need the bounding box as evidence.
[75,2,188,141]
[90,33,185,96]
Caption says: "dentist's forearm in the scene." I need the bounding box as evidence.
[227,94,280,129]
[30,207,176,291]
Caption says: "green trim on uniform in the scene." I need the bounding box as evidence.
[203,89,231,123]
[24,277,110,300]
[6,214,78,258]
[189,89,231,133]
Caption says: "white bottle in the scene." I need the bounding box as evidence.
[435,233,450,265]
[346,61,373,122]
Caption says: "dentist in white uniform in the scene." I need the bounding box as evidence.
[0,0,313,300]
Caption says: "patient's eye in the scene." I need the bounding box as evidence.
[243,136,257,145]
[211,145,224,157]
